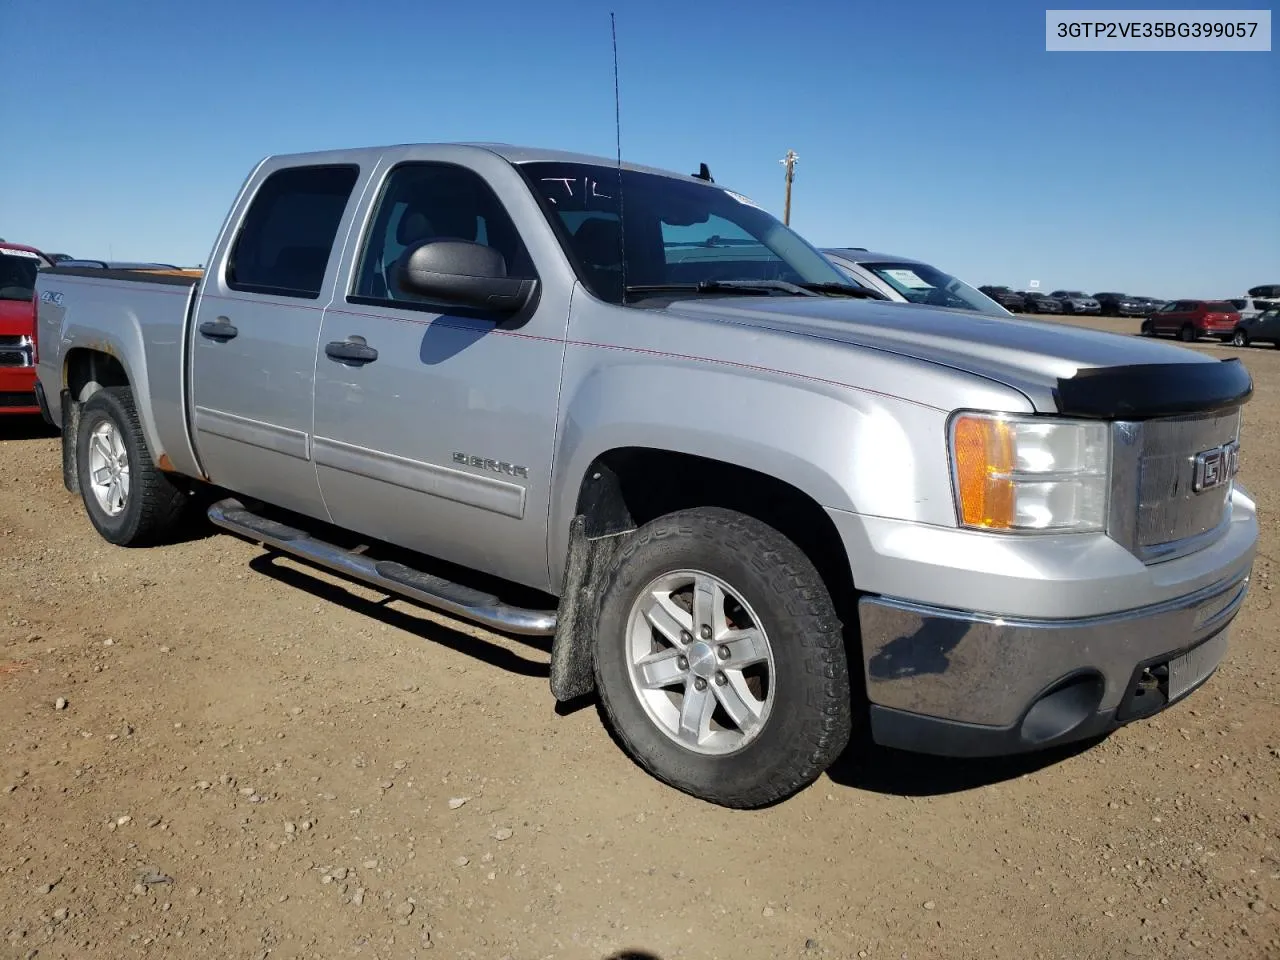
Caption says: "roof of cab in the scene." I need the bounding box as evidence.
[259,142,719,186]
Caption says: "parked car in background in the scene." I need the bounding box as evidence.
[977,285,1028,312]
[1131,296,1165,314]
[1049,290,1102,315]
[1093,293,1150,317]
[1247,284,1280,299]
[1229,307,1280,348]
[1021,291,1064,314]
[46,253,73,263]
[1228,297,1278,322]
[34,141,1257,808]
[821,248,1013,316]
[1142,299,1241,341]
[0,242,55,415]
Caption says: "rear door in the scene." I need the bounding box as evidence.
[189,162,365,520]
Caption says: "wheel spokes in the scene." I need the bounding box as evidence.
[644,591,692,647]
[677,679,716,747]
[637,648,686,689]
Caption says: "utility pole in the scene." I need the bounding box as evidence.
[779,150,798,225]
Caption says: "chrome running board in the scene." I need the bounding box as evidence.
[207,497,557,637]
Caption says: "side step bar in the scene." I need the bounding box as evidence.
[207,498,557,637]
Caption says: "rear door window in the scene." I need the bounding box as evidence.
[227,165,360,299]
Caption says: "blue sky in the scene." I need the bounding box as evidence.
[2,0,1275,298]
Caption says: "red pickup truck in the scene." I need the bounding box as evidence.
[0,242,54,415]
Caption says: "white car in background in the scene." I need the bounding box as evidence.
[1228,297,1279,322]
[820,247,1013,318]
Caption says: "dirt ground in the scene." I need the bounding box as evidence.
[2,315,1278,960]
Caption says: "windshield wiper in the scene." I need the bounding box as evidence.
[624,280,819,300]
[796,282,888,300]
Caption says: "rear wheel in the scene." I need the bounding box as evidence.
[1232,328,1250,348]
[76,386,191,546]
[1178,324,1196,342]
[594,507,853,808]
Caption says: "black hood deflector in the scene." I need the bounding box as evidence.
[1054,358,1253,420]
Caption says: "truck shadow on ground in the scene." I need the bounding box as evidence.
[246,551,552,678]
[0,415,59,442]
[825,730,1102,798]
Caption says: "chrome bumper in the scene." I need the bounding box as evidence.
[857,566,1249,755]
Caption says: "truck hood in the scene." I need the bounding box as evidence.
[0,298,35,336]
[665,296,1216,408]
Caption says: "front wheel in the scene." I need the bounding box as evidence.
[76,386,191,546]
[1178,324,1196,342]
[594,507,853,808]
[1232,328,1249,348]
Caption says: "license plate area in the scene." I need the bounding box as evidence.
[1115,629,1229,723]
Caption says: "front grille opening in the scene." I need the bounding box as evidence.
[0,392,38,408]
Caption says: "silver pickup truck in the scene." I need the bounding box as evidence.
[33,143,1257,808]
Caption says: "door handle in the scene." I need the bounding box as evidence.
[325,339,378,365]
[199,317,239,341]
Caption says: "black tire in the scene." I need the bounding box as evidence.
[76,386,190,546]
[593,507,853,808]
[1140,319,1154,336]
[1232,328,1249,348]
[1178,324,1196,342]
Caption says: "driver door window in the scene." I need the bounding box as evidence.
[350,162,534,309]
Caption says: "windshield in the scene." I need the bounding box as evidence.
[519,162,850,303]
[0,250,40,302]
[860,261,1010,314]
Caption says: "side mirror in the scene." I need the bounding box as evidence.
[394,240,536,314]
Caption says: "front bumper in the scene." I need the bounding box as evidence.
[0,365,40,415]
[828,490,1257,757]
[859,570,1247,757]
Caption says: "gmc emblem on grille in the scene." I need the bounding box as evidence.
[1192,441,1240,493]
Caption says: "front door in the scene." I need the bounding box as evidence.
[189,163,363,520]
[311,157,568,592]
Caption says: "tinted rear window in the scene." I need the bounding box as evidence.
[1228,299,1247,309]
[1206,302,1235,311]
[227,165,360,299]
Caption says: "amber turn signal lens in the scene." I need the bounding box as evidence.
[952,415,1016,528]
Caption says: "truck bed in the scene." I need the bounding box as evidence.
[42,265,203,286]
[35,266,204,480]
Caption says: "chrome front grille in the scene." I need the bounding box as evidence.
[1108,408,1241,563]
[0,335,32,367]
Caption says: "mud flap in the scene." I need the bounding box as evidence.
[60,389,80,496]
[549,515,629,702]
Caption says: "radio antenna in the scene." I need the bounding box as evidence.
[611,12,627,302]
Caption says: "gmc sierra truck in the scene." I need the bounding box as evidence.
[34,143,1257,808]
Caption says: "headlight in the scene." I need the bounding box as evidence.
[948,412,1110,533]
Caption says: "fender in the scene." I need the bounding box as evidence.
[59,320,168,466]
[546,359,965,589]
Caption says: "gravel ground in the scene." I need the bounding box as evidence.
[1,316,1278,960]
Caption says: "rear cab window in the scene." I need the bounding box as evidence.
[226,165,361,299]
